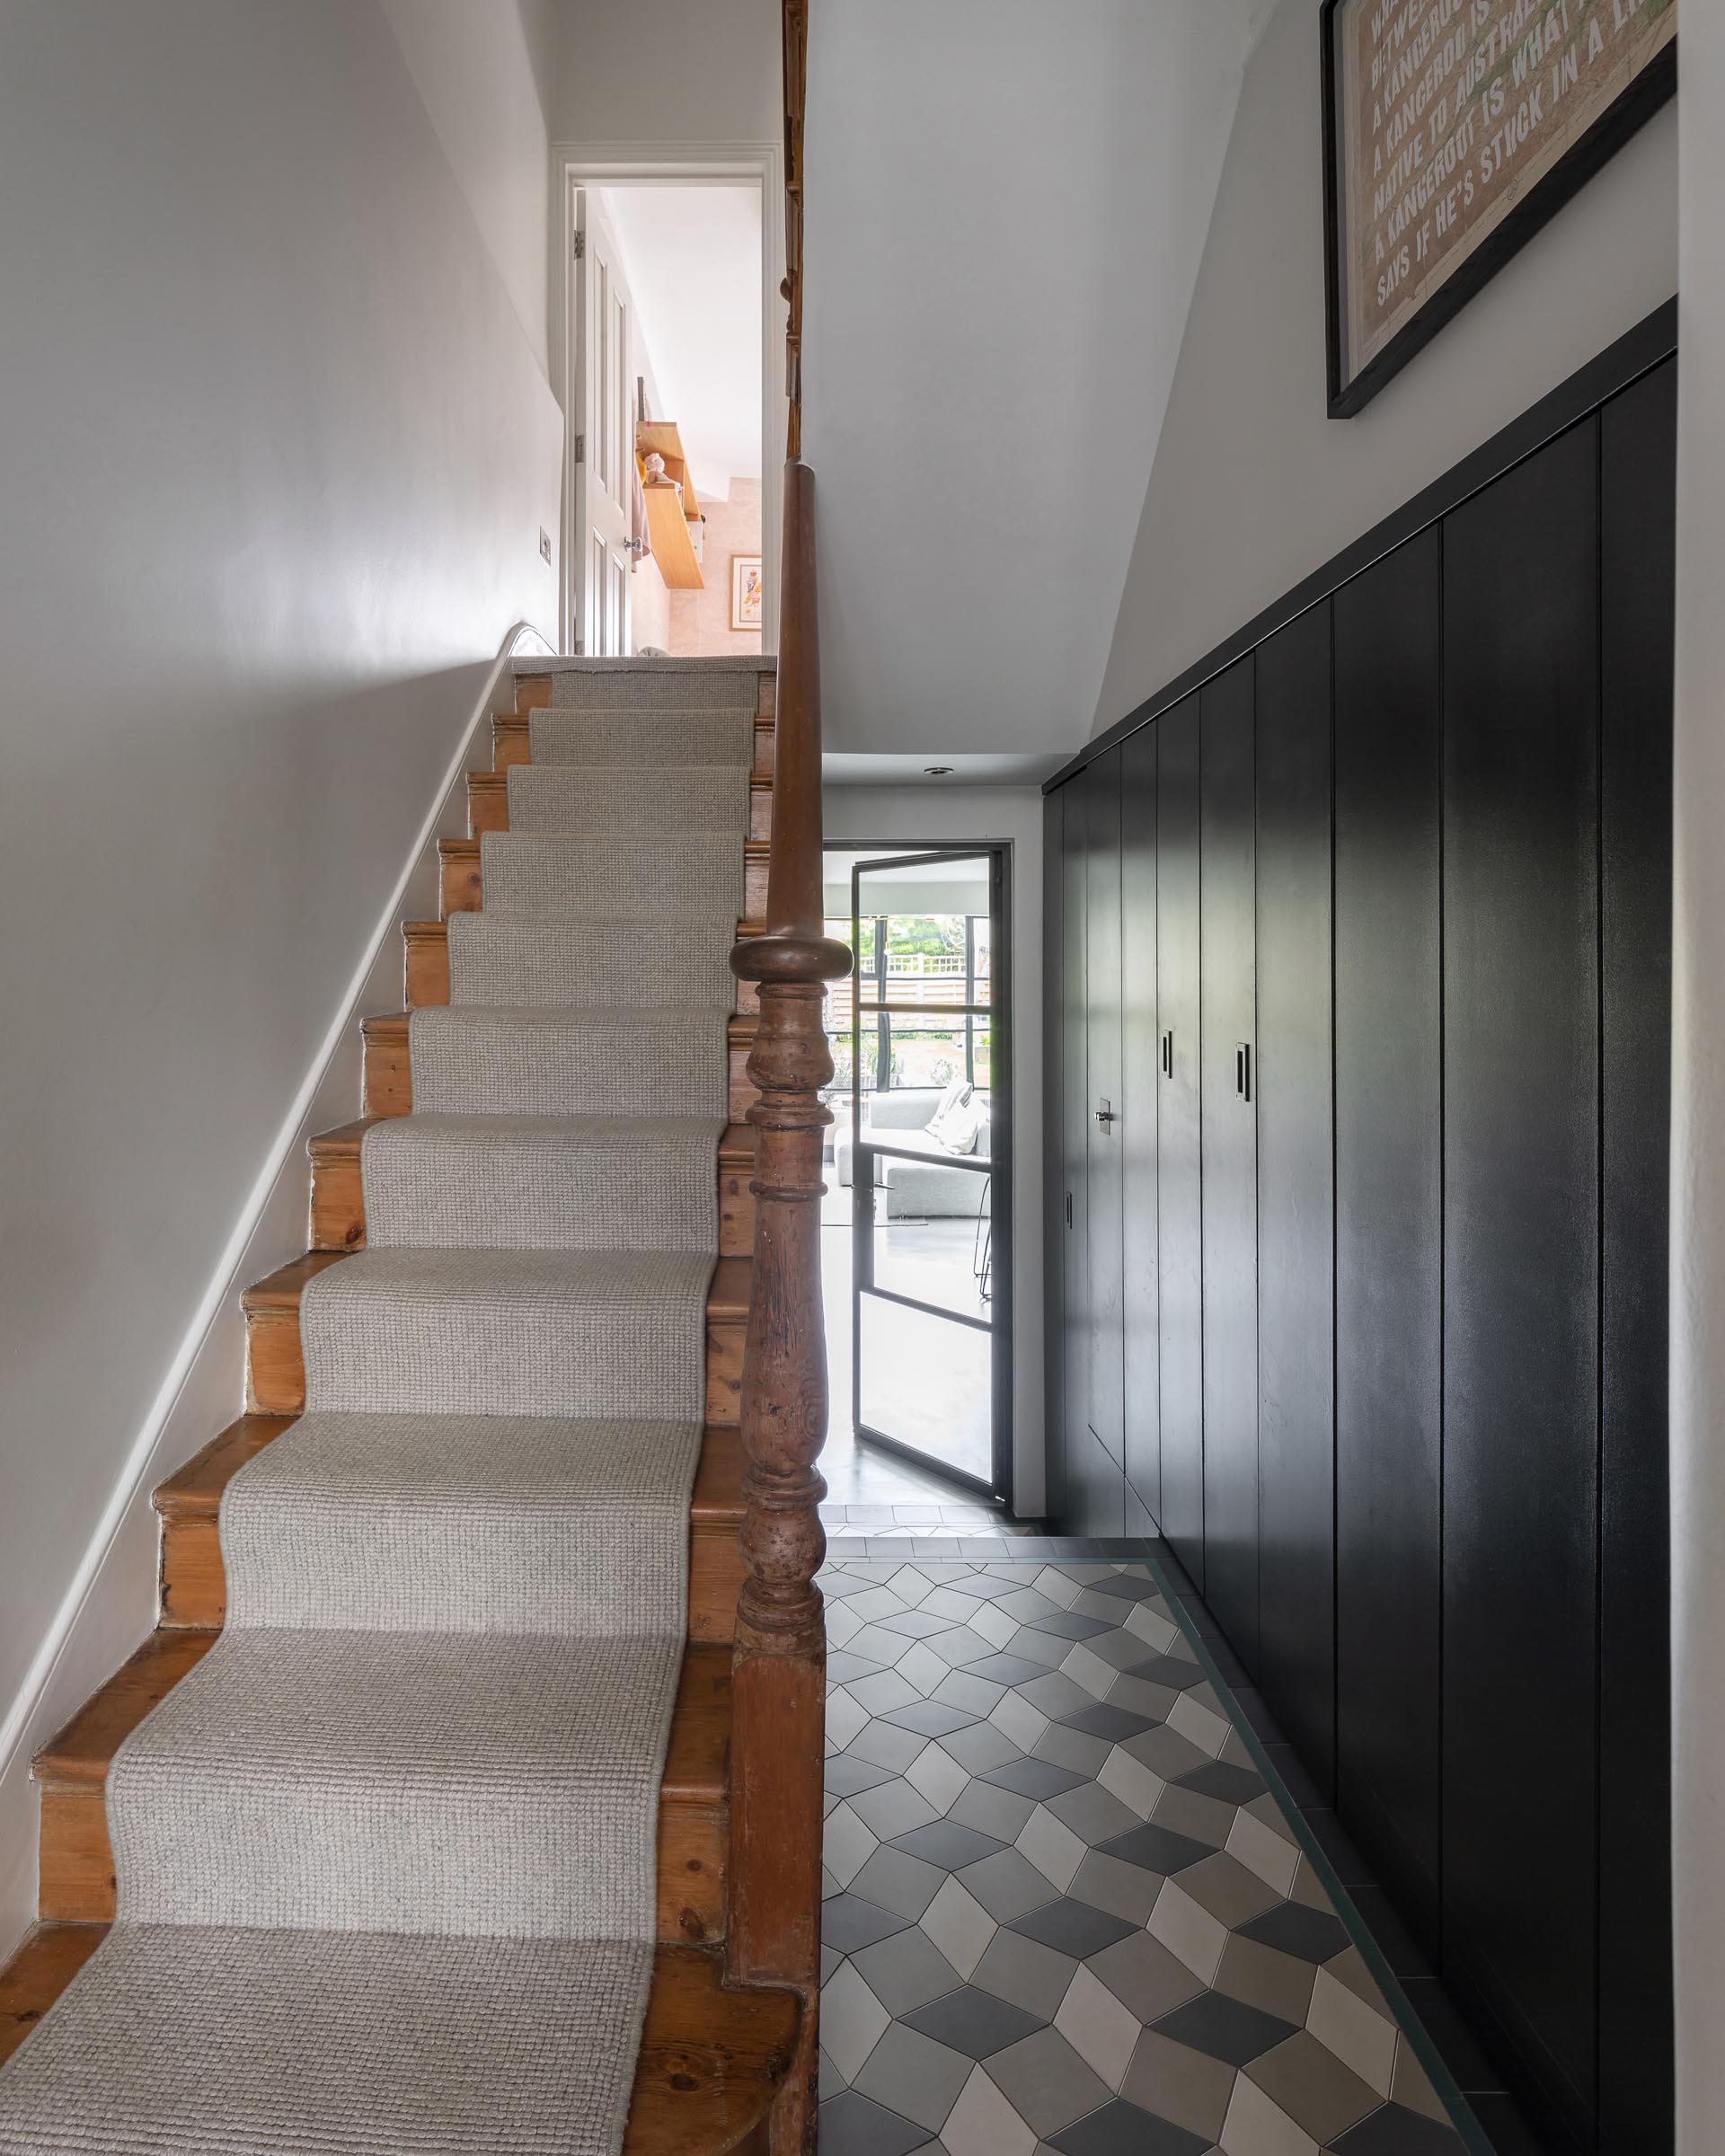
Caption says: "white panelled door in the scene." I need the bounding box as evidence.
[573,190,635,657]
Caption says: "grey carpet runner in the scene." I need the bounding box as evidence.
[0,660,761,2156]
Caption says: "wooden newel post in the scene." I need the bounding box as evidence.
[728,460,849,2154]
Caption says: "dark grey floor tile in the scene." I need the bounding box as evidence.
[1059,1702,1156,1741]
[815,2088,928,2156]
[1396,1982,1509,2096]
[1048,2096,1212,2156]
[901,1983,1048,2060]
[881,1700,978,1736]
[889,1819,1005,1870]
[1303,1807,1376,1886]
[1348,1884,1436,1980]
[981,1757,1089,1799]
[1007,1897,1139,1957]
[1124,1652,1209,1692]
[1151,1989,1301,2066]
[1238,1901,1352,1965]
[1330,2099,1471,2153]
[825,1754,899,1800]
[1261,1740,1325,1809]
[1030,1610,1118,1640]
[822,1892,913,1954]
[965,1653,1053,1685]
[1097,1822,1215,1876]
[1175,1760,1265,1805]
[1085,1573,1162,1602]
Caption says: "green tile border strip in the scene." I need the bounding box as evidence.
[1137,1553,1499,2156]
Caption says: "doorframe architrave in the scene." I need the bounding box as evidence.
[551,140,786,658]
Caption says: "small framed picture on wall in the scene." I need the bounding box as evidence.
[730,554,764,632]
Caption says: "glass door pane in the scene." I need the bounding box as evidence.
[852,849,1006,1498]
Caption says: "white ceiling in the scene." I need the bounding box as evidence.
[600,181,762,500]
[803,0,1271,764]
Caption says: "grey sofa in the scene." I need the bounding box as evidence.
[833,1087,991,1219]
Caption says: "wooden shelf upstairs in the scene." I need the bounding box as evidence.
[636,420,704,591]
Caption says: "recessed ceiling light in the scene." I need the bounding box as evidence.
[923,764,953,777]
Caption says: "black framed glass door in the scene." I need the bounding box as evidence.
[850,849,1011,1499]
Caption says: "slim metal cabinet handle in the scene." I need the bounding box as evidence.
[1235,1042,1252,1102]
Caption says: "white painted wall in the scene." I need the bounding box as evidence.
[802,0,1263,763]
[381,0,558,375]
[0,0,561,1954]
[823,787,1047,1515]
[1672,17,1724,2148]
[1094,0,1678,729]
[551,0,781,146]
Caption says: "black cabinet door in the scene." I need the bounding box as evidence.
[1060,775,1090,1501]
[1254,604,1334,1789]
[1332,528,1444,1941]
[1085,753,1126,1480]
[1155,696,1204,1581]
[1597,357,1675,2152]
[1442,419,1600,2140]
[1200,657,1258,1667]
[1121,729,1160,1524]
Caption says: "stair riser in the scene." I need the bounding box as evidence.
[438,841,770,926]
[309,1146,756,1259]
[405,918,761,1017]
[513,671,776,720]
[244,1298,744,1426]
[362,1020,760,1123]
[467,772,773,844]
[37,1783,727,1946]
[493,715,777,782]
[160,1515,744,1646]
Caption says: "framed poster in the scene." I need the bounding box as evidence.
[730,554,764,631]
[1322,0,1676,416]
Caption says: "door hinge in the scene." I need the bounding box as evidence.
[572,228,586,261]
[574,433,585,464]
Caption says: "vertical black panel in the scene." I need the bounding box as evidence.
[1042,787,1068,1526]
[1332,529,1444,1943]
[1122,729,1161,1524]
[1060,778,1089,1513]
[1254,604,1334,1789]
[1597,358,1675,2152]
[1442,419,1599,2139]
[1086,754,1125,1481]
[1201,658,1258,1668]
[1156,697,1204,1582]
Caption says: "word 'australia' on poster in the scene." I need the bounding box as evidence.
[1337,0,1675,379]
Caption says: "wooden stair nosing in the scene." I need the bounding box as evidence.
[438,835,771,925]
[0,1925,798,2152]
[404,915,765,1017]
[33,1632,732,1945]
[464,770,774,845]
[155,1418,748,1647]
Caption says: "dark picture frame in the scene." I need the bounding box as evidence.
[1321,0,1676,417]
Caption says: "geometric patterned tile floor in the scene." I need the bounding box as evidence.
[819,1555,1501,2156]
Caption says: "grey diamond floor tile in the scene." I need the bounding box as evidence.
[1047,2097,1212,2156]
[967,1652,1055,1685]
[1085,1574,1163,1603]
[1151,1989,1300,2067]
[969,1926,1081,2019]
[958,1846,1061,1921]
[850,1926,967,2017]
[1097,1822,1216,1876]
[1031,1610,1119,1640]
[982,1756,1089,1799]
[1331,2100,1470,2153]
[849,1846,950,1920]
[883,1699,980,1736]
[850,2020,974,2134]
[1059,1701,1158,1742]
[816,2087,929,2156]
[901,1984,1049,2061]
[824,1891,914,1954]
[983,2026,1112,2136]
[942,1723,1025,1773]
[890,1819,1007,1870]
[1125,1653,1209,1691]
[1174,1759,1265,1804]
[827,1753,900,1799]
[1238,1899,1353,1964]
[1008,1897,1140,1958]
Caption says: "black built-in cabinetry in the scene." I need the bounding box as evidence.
[1044,314,1675,2153]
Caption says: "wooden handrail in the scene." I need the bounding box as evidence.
[721,8,848,2151]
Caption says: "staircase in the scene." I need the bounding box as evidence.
[0,659,804,2156]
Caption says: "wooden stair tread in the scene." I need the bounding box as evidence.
[243,1250,748,1319]
[36,1633,729,1807]
[0,1927,797,2149]
[362,1011,758,1047]
[158,1417,745,1526]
